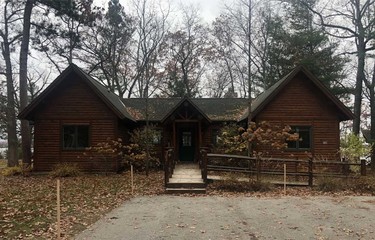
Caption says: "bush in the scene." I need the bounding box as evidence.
[1,166,22,176]
[50,163,81,177]
[1,163,32,177]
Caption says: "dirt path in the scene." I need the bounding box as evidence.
[75,195,375,240]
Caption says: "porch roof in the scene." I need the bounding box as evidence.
[122,98,248,122]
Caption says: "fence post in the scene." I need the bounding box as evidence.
[202,150,208,183]
[308,158,313,187]
[361,159,367,176]
[57,179,61,240]
[256,156,261,182]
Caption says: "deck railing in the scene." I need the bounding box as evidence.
[200,153,367,187]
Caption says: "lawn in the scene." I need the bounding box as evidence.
[0,171,164,239]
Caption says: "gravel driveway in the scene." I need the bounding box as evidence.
[75,195,375,240]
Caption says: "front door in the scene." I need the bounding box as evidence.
[179,129,195,161]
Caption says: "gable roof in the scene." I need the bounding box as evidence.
[161,97,211,123]
[18,64,136,121]
[20,64,353,123]
[239,66,354,121]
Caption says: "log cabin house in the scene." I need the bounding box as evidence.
[19,64,353,174]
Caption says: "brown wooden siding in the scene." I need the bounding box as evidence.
[255,74,341,160]
[33,77,119,171]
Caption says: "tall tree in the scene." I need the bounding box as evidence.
[209,15,241,97]
[301,0,375,134]
[19,0,34,165]
[82,0,134,97]
[127,0,169,98]
[363,61,375,168]
[33,0,100,72]
[0,0,22,166]
[159,5,210,97]
[283,0,348,96]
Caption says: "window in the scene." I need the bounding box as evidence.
[152,130,162,144]
[62,125,90,150]
[182,132,192,146]
[287,126,311,150]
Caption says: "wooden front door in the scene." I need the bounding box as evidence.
[178,128,196,161]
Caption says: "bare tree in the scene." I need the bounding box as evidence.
[363,61,375,168]
[19,0,35,165]
[158,4,210,97]
[301,0,375,135]
[127,0,170,98]
[0,0,23,166]
[208,15,240,97]
[82,0,134,97]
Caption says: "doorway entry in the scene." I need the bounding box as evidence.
[178,125,197,162]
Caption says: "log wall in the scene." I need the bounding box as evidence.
[33,75,119,171]
[255,73,341,160]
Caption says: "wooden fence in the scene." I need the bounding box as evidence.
[200,150,366,187]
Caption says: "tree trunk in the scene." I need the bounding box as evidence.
[19,0,34,165]
[352,1,366,135]
[353,39,365,135]
[1,12,18,166]
[370,63,375,170]
[247,0,252,157]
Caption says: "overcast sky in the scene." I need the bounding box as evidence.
[173,0,223,22]
[95,0,225,23]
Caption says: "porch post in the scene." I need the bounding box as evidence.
[198,120,202,149]
[173,121,176,161]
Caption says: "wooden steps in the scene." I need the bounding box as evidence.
[166,163,206,194]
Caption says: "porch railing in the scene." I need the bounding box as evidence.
[199,148,208,183]
[164,148,175,186]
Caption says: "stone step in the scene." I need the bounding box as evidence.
[167,181,206,189]
[166,163,207,194]
[171,174,202,179]
[169,178,204,183]
[165,187,206,194]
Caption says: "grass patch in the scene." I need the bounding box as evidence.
[0,171,164,239]
[0,159,7,168]
[210,173,273,192]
